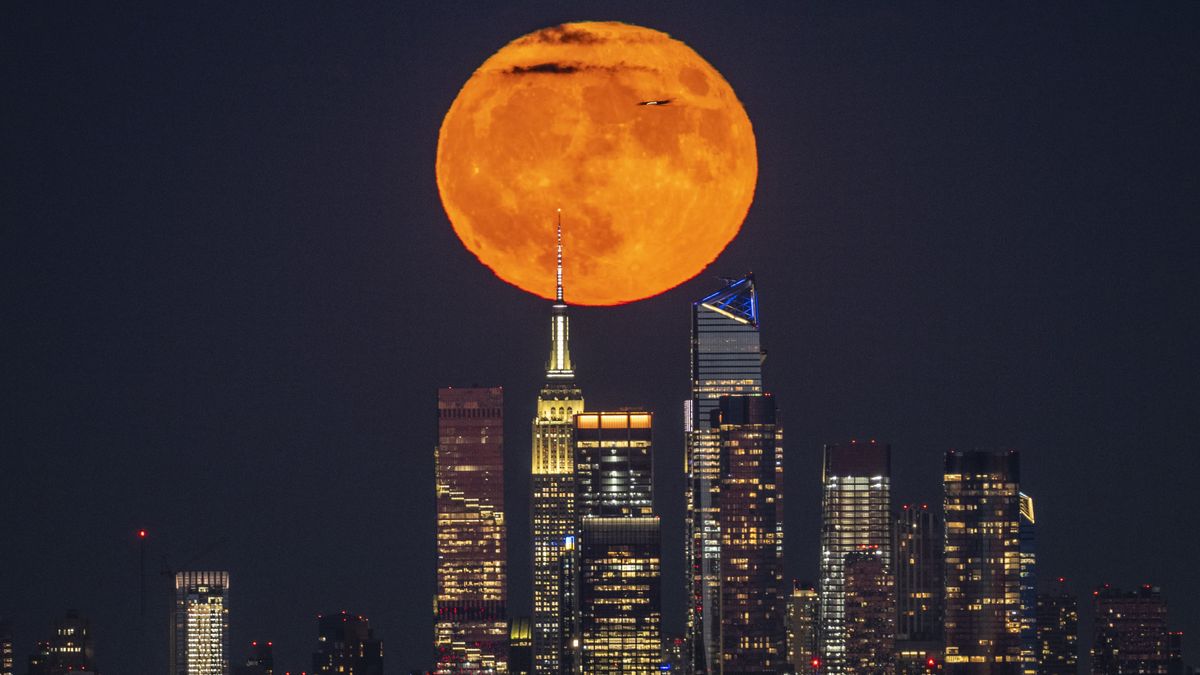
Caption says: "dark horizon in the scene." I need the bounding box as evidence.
[3,3,1197,674]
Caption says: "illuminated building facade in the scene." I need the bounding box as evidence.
[24,611,96,675]
[716,394,785,674]
[312,611,383,675]
[234,641,274,675]
[0,619,13,675]
[787,583,819,673]
[818,441,892,675]
[1035,581,1077,675]
[685,275,763,675]
[578,516,662,675]
[893,505,944,675]
[1017,494,1036,675]
[435,387,507,674]
[509,618,533,675]
[843,550,895,675]
[943,450,1021,674]
[532,221,585,675]
[1092,585,1172,674]
[559,536,579,675]
[574,411,653,518]
[171,571,230,675]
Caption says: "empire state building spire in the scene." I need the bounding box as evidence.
[547,210,574,379]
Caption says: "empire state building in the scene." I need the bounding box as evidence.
[531,216,584,675]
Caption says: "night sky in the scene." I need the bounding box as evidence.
[3,3,1198,673]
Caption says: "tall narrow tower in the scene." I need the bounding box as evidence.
[531,214,585,675]
[171,571,230,675]
[686,275,763,675]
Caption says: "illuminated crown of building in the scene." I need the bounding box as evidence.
[546,210,574,380]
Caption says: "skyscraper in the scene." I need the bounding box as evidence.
[893,505,944,675]
[509,617,533,675]
[234,642,274,675]
[575,411,662,674]
[843,550,895,675]
[787,583,819,673]
[578,516,662,675]
[312,611,383,675]
[686,275,763,675]
[435,387,507,674]
[532,219,585,675]
[0,619,12,675]
[171,571,230,675]
[1035,580,1077,675]
[26,611,96,675]
[716,394,785,674]
[1017,494,1036,675]
[943,450,1021,674]
[818,441,892,675]
[1092,585,1172,675]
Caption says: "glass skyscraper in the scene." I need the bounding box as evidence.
[686,275,763,675]
[787,583,819,673]
[893,505,944,675]
[435,387,507,674]
[532,222,585,675]
[171,571,230,675]
[574,411,653,518]
[818,441,892,675]
[943,450,1022,674]
[1018,494,1037,675]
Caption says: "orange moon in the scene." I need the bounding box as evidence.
[436,22,757,306]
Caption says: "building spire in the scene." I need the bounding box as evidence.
[555,209,564,303]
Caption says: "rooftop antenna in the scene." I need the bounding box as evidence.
[556,209,564,303]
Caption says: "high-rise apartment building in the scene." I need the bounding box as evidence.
[234,641,274,675]
[1017,494,1036,675]
[532,222,585,675]
[578,516,662,675]
[844,550,895,675]
[1035,580,1077,675]
[171,571,230,675]
[1092,585,1172,674]
[787,583,819,673]
[435,386,507,674]
[26,611,96,675]
[819,440,892,675]
[312,611,383,675]
[686,275,763,675]
[943,450,1021,674]
[716,394,785,674]
[894,505,944,675]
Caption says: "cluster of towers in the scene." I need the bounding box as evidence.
[430,230,1188,675]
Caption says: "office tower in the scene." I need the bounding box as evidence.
[943,450,1021,674]
[1092,585,1172,674]
[234,642,274,675]
[559,535,579,675]
[787,583,819,672]
[1035,580,1077,675]
[686,275,763,675]
[532,222,585,675]
[574,411,653,518]
[24,611,97,675]
[435,387,507,674]
[0,619,12,675]
[818,441,892,675]
[844,550,895,675]
[509,618,533,675]
[171,571,230,675]
[716,394,785,674]
[663,635,689,675]
[894,505,944,675]
[578,516,662,675]
[312,611,383,675]
[1017,494,1036,675]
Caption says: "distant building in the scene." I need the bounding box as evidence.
[509,617,533,675]
[893,505,943,675]
[844,550,895,675]
[717,394,786,674]
[819,440,892,675]
[312,611,383,675]
[574,411,653,518]
[435,387,507,674]
[1017,494,1037,675]
[0,618,13,675]
[234,641,274,675]
[578,516,662,675]
[686,275,763,675]
[663,634,689,674]
[787,582,819,672]
[26,611,97,675]
[943,450,1022,674]
[1035,580,1077,675]
[171,572,230,675]
[1092,585,1172,674]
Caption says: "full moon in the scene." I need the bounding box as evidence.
[436,22,757,306]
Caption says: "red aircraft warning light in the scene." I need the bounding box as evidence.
[138,529,147,538]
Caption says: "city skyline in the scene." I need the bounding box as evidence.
[3,3,1198,674]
